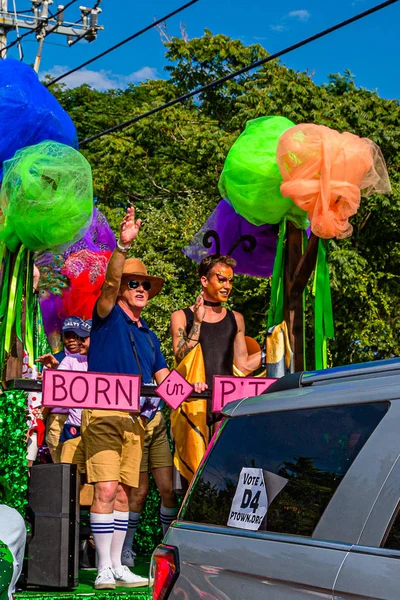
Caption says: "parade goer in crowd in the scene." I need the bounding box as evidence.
[82,207,167,590]
[59,319,91,470]
[170,254,264,490]
[41,317,84,463]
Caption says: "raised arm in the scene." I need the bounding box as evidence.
[170,293,205,364]
[233,312,262,375]
[97,207,142,319]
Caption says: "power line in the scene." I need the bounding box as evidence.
[45,0,199,87]
[79,0,399,148]
[12,8,34,14]
[1,0,79,53]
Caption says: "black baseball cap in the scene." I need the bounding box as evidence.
[62,317,91,338]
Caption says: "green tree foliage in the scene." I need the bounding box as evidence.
[51,31,400,367]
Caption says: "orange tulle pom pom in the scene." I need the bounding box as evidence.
[276,124,391,239]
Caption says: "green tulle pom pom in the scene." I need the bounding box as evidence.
[0,141,93,252]
[218,115,308,228]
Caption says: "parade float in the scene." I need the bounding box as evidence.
[0,58,391,600]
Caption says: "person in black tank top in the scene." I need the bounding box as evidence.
[171,255,264,429]
[183,307,237,388]
[183,306,237,425]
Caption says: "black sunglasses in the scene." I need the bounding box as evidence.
[127,279,152,291]
[79,336,90,342]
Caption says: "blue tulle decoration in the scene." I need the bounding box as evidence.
[0,58,78,181]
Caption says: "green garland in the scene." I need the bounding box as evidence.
[0,540,14,600]
[0,389,29,515]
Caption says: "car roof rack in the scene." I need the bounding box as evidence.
[266,357,400,394]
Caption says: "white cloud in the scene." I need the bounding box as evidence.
[288,9,311,21]
[44,65,159,90]
[270,9,310,32]
[270,24,287,32]
[129,66,158,82]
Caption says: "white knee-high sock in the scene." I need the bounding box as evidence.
[122,511,141,552]
[110,510,129,569]
[90,512,114,572]
[160,505,178,535]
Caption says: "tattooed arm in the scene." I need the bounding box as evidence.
[170,309,202,364]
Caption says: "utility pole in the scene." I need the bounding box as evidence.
[0,0,9,57]
[0,0,103,62]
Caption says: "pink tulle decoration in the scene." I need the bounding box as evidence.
[276,124,391,239]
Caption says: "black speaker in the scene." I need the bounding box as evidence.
[26,463,79,588]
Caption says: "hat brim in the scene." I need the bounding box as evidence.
[121,272,164,300]
[76,327,91,338]
[62,327,80,335]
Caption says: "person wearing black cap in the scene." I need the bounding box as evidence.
[59,319,92,468]
[38,316,87,463]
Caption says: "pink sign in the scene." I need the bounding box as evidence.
[156,369,194,410]
[42,369,141,412]
[212,376,277,412]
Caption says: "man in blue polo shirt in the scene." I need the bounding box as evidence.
[81,207,168,590]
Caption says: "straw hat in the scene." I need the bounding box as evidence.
[122,258,164,299]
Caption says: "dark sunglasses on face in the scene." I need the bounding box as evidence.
[79,336,89,342]
[127,279,152,292]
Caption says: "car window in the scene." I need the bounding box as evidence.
[181,402,388,537]
[383,506,400,550]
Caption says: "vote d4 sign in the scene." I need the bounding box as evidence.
[227,467,268,531]
[156,369,194,410]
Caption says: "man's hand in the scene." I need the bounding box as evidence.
[193,382,208,393]
[193,292,205,324]
[120,206,142,247]
[36,354,59,369]
[97,206,142,318]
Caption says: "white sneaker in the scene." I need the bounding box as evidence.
[112,565,148,588]
[94,567,116,590]
[121,548,136,567]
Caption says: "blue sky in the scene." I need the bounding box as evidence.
[5,0,399,99]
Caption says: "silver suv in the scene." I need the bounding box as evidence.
[150,358,400,599]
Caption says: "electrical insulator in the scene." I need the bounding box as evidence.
[79,5,91,28]
[90,10,97,27]
[90,7,101,27]
[41,0,49,19]
[31,0,42,21]
[57,5,65,23]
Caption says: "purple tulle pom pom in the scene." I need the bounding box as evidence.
[183,199,278,278]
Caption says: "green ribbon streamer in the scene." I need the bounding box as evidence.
[268,219,286,328]
[302,231,308,372]
[5,245,25,354]
[314,239,335,370]
[0,248,12,368]
[33,293,52,373]
[25,251,35,367]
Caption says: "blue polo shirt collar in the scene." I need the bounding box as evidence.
[118,307,149,331]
